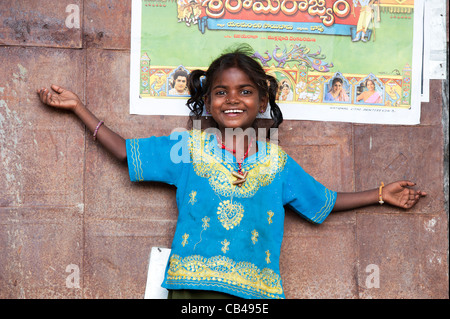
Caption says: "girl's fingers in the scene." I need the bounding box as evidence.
[398,180,415,188]
[38,88,56,106]
[38,88,48,98]
[47,93,53,103]
[38,88,47,102]
[43,90,51,103]
[418,190,427,197]
[51,84,64,94]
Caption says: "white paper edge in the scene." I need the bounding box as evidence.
[144,247,171,299]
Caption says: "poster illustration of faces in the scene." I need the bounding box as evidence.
[130,0,424,124]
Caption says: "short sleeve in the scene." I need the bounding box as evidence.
[126,131,189,186]
[282,155,336,224]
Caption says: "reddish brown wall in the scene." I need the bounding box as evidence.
[1,1,448,298]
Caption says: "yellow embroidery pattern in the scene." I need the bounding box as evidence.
[217,200,244,230]
[194,216,210,250]
[182,233,189,247]
[188,190,197,205]
[167,254,283,299]
[189,130,287,199]
[267,211,274,224]
[310,189,337,223]
[201,216,210,230]
[128,139,144,181]
[221,239,230,254]
[265,250,271,264]
[251,230,259,244]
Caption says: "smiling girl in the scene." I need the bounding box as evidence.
[37,46,426,299]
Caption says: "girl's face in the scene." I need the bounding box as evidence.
[366,80,375,91]
[205,67,267,133]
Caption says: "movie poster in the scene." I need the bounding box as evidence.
[130,0,424,124]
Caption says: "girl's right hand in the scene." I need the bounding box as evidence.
[37,84,127,161]
[37,85,83,112]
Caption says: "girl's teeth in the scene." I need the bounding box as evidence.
[224,110,243,113]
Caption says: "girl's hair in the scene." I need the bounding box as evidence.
[186,45,283,135]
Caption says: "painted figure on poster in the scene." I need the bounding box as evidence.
[356,78,383,104]
[352,0,379,42]
[279,80,294,102]
[190,0,202,25]
[298,80,322,102]
[324,77,350,102]
[177,0,201,27]
[150,71,167,97]
[385,83,401,107]
[169,68,190,96]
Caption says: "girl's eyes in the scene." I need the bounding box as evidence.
[214,89,253,96]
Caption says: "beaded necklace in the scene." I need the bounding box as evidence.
[216,135,254,187]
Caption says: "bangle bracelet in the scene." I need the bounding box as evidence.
[378,182,384,205]
[93,120,104,141]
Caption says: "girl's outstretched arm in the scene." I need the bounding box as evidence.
[332,180,427,212]
[37,85,127,162]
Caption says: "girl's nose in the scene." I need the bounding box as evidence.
[226,92,239,104]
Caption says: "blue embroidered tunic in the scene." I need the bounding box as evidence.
[126,130,336,299]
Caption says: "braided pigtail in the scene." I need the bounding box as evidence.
[266,75,283,131]
[186,69,207,120]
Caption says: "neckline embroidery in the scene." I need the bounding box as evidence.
[189,130,287,199]
[216,134,254,187]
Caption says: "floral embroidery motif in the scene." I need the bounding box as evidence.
[188,190,197,205]
[217,200,244,230]
[251,230,259,244]
[189,130,287,199]
[265,250,271,264]
[182,233,189,247]
[221,239,230,254]
[201,216,210,230]
[194,216,210,250]
[267,211,274,224]
[166,254,283,298]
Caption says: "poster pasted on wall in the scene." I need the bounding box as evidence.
[130,0,424,124]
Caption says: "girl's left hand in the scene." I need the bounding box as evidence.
[383,181,427,209]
